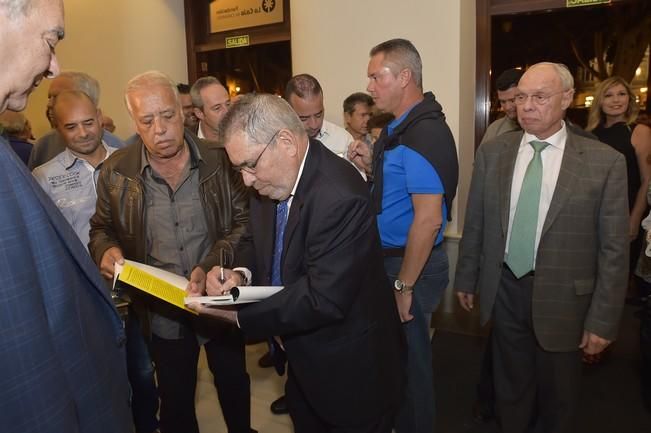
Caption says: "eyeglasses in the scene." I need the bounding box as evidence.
[514,90,566,106]
[232,130,280,174]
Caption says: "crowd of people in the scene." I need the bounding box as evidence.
[1,1,651,433]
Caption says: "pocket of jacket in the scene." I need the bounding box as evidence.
[574,279,595,295]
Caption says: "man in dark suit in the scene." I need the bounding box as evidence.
[188,93,405,433]
[455,62,629,433]
[0,1,132,432]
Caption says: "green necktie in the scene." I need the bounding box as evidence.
[506,140,550,278]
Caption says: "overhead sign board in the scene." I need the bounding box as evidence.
[210,0,284,33]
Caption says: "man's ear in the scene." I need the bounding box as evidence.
[193,107,205,121]
[344,112,352,127]
[278,129,298,157]
[560,89,575,110]
[399,68,412,88]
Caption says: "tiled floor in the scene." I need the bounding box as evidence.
[196,342,293,433]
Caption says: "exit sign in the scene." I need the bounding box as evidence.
[567,0,610,7]
[225,35,250,48]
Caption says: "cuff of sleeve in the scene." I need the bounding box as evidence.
[233,267,252,286]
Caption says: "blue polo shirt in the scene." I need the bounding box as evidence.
[378,109,447,248]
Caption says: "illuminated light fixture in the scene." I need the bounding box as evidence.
[585,95,594,107]
[641,87,648,93]
[636,67,642,76]
[235,86,241,93]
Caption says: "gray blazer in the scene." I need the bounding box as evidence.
[455,129,629,351]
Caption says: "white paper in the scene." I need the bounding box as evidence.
[185,286,284,306]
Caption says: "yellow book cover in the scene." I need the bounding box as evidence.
[116,260,198,315]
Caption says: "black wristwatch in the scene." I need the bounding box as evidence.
[394,279,414,295]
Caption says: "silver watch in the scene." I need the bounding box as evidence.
[394,279,414,294]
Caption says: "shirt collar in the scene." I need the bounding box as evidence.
[522,120,567,152]
[315,120,330,141]
[289,139,310,198]
[140,137,202,174]
[60,141,112,170]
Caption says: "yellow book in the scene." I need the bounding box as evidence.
[115,260,198,315]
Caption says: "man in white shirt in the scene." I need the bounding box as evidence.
[455,62,628,433]
[191,76,231,142]
[33,90,116,248]
[285,73,353,158]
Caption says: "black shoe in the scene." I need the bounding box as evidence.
[270,395,289,415]
[258,351,274,368]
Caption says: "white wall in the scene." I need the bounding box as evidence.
[290,0,476,235]
[24,0,188,140]
[22,0,477,236]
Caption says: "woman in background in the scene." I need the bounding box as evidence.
[586,77,651,363]
[587,77,651,244]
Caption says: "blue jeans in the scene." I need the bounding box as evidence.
[384,246,449,433]
[126,308,160,433]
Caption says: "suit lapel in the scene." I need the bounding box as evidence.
[499,136,520,237]
[281,140,320,266]
[540,132,584,238]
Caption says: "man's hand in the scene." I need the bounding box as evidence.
[579,331,611,355]
[394,292,414,323]
[205,266,243,295]
[186,267,206,296]
[456,292,475,312]
[185,303,238,325]
[100,247,124,279]
[347,139,372,174]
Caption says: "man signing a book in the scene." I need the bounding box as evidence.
[187,93,405,433]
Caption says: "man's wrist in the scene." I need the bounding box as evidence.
[394,279,414,294]
[232,267,251,286]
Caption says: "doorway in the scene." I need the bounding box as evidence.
[196,40,292,97]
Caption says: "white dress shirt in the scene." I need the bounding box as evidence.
[505,121,567,265]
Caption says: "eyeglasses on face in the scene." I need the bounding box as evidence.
[232,130,280,174]
[514,90,566,106]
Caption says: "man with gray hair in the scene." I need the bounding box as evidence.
[455,62,628,432]
[187,93,405,433]
[90,70,254,433]
[191,75,231,142]
[28,70,124,169]
[0,1,132,432]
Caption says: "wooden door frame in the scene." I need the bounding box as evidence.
[475,0,632,149]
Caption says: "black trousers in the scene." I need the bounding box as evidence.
[149,326,252,433]
[492,268,582,433]
[285,369,395,433]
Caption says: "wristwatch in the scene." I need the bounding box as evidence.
[394,279,414,295]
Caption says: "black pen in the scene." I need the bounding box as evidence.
[219,249,226,283]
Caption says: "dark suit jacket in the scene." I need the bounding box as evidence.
[236,140,405,427]
[455,129,629,351]
[0,137,131,432]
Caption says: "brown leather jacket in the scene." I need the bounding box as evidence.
[89,131,249,275]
